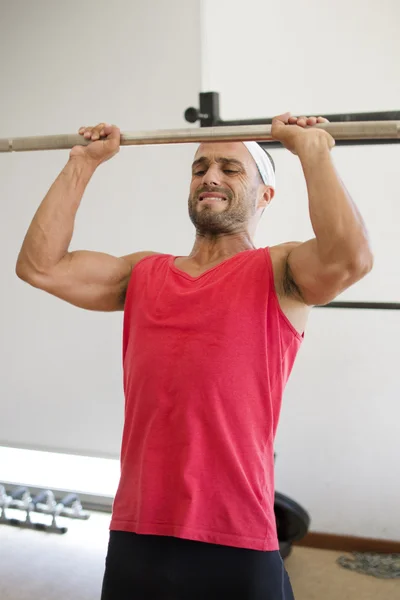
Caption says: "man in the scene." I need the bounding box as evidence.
[16,114,373,599]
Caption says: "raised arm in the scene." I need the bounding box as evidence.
[271,113,374,306]
[15,123,155,311]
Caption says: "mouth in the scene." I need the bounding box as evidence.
[198,192,228,202]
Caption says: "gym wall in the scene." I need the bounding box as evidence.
[201,0,400,541]
[0,0,202,455]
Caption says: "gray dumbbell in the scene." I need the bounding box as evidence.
[0,484,12,523]
[57,493,90,520]
[31,490,67,534]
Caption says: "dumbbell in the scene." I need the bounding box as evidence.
[7,486,36,528]
[57,493,90,520]
[0,484,12,523]
[6,486,36,527]
[4,487,66,534]
[30,489,67,533]
[0,485,90,534]
[30,491,90,531]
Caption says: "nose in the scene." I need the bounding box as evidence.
[202,163,221,187]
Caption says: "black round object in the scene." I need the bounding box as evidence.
[279,540,292,560]
[184,107,199,123]
[274,492,310,543]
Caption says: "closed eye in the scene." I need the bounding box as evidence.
[193,169,240,176]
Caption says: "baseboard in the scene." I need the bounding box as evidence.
[294,532,400,554]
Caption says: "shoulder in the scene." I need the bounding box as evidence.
[118,251,163,309]
[269,242,302,259]
[121,251,164,270]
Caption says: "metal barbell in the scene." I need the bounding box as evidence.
[1,121,400,153]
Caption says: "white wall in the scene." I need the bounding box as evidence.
[201,0,400,541]
[1,0,399,544]
[0,0,202,457]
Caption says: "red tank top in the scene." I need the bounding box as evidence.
[110,247,303,551]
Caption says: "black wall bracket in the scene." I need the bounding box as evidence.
[184,91,400,149]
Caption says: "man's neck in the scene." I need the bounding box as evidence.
[187,232,255,266]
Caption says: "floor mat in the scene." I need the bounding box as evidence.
[337,552,400,579]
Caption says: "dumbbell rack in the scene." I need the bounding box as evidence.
[0,484,90,534]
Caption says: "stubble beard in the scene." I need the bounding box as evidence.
[188,187,257,236]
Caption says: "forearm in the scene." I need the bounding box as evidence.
[298,140,372,266]
[16,157,97,276]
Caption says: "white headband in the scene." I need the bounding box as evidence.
[243,141,276,189]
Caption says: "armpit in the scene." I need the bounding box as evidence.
[283,259,306,302]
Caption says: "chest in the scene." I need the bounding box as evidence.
[173,250,309,337]
[173,256,229,278]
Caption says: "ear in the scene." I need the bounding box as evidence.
[257,185,275,210]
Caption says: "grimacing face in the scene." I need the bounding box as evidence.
[188,142,272,235]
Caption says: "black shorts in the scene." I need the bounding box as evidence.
[100,531,295,600]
